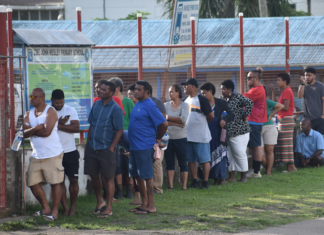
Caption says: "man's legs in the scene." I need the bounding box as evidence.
[135,178,156,214]
[308,155,323,167]
[67,177,79,215]
[136,177,148,209]
[60,179,69,216]
[153,150,164,194]
[90,175,106,214]
[99,177,114,217]
[30,184,52,215]
[50,183,61,219]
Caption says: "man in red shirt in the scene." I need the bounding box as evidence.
[94,80,125,115]
[243,68,267,178]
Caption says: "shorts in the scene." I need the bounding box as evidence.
[311,118,324,135]
[62,150,80,179]
[27,152,64,187]
[84,143,116,179]
[129,148,154,179]
[115,153,130,176]
[261,125,278,147]
[187,142,210,164]
[248,124,262,148]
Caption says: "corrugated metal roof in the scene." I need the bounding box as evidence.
[13,29,95,46]
[12,16,324,69]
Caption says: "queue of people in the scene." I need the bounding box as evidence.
[23,66,324,220]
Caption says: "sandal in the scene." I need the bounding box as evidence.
[168,187,173,191]
[129,207,142,212]
[135,208,157,214]
[33,210,43,216]
[44,215,56,221]
[97,213,112,218]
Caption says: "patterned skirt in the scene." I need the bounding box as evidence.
[275,117,294,164]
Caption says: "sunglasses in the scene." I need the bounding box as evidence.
[29,95,38,100]
[247,76,256,80]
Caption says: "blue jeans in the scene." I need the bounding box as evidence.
[129,148,154,179]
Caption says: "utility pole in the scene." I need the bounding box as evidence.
[258,0,268,17]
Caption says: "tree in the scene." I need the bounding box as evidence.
[119,10,151,20]
[157,0,310,19]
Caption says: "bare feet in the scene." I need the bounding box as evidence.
[218,179,226,185]
[287,163,297,172]
[68,208,76,216]
[63,210,69,216]
[135,207,156,214]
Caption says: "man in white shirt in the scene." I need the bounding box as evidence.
[51,89,80,216]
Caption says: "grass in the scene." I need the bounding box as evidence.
[2,165,324,233]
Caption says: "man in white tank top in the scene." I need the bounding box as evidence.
[51,89,80,216]
[23,88,64,221]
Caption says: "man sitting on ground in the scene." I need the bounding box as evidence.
[295,118,324,167]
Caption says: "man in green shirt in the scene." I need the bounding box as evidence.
[109,77,135,199]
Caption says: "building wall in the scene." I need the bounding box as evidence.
[291,0,324,16]
[64,0,165,21]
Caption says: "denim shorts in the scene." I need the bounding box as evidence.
[129,148,154,179]
[248,124,262,147]
[187,142,210,164]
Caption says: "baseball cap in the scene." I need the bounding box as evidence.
[180,78,198,88]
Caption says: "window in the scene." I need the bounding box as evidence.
[40,11,49,20]
[51,10,59,20]
[30,11,39,20]
[12,10,18,20]
[20,11,28,20]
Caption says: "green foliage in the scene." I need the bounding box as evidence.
[2,166,324,232]
[92,17,110,21]
[119,10,151,20]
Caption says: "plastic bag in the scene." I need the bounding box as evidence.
[153,143,161,160]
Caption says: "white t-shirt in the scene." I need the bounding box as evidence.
[56,104,79,153]
[185,94,212,143]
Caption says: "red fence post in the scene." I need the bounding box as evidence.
[0,5,7,210]
[239,13,244,94]
[76,7,82,32]
[191,17,196,79]
[7,8,15,145]
[285,17,290,74]
[137,13,143,81]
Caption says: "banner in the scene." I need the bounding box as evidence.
[26,47,93,130]
[169,0,199,68]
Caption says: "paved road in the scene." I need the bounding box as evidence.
[1,216,324,235]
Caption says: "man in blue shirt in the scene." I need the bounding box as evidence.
[295,118,324,167]
[128,81,168,214]
[84,80,123,218]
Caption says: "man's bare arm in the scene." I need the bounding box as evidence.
[34,107,58,137]
[206,112,214,123]
[109,129,123,152]
[23,111,44,138]
[86,124,92,144]
[58,120,80,133]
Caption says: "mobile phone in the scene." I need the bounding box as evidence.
[64,115,70,118]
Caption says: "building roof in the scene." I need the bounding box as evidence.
[13,29,95,46]
[2,0,63,6]
[12,16,324,69]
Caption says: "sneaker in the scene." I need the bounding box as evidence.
[114,190,123,199]
[249,172,262,178]
[188,180,200,188]
[246,169,254,177]
[200,181,209,189]
[126,189,133,199]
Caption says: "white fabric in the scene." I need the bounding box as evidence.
[185,95,211,143]
[56,104,79,153]
[29,105,63,159]
[228,132,250,172]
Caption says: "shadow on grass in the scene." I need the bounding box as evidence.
[2,166,324,232]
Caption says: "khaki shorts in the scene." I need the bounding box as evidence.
[27,152,64,187]
[261,125,278,147]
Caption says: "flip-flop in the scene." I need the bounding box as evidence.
[129,207,142,212]
[97,214,112,218]
[93,207,105,214]
[168,187,173,191]
[100,206,107,212]
[44,215,56,221]
[135,209,157,214]
[33,210,43,216]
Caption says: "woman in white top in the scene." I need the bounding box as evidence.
[164,84,189,190]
